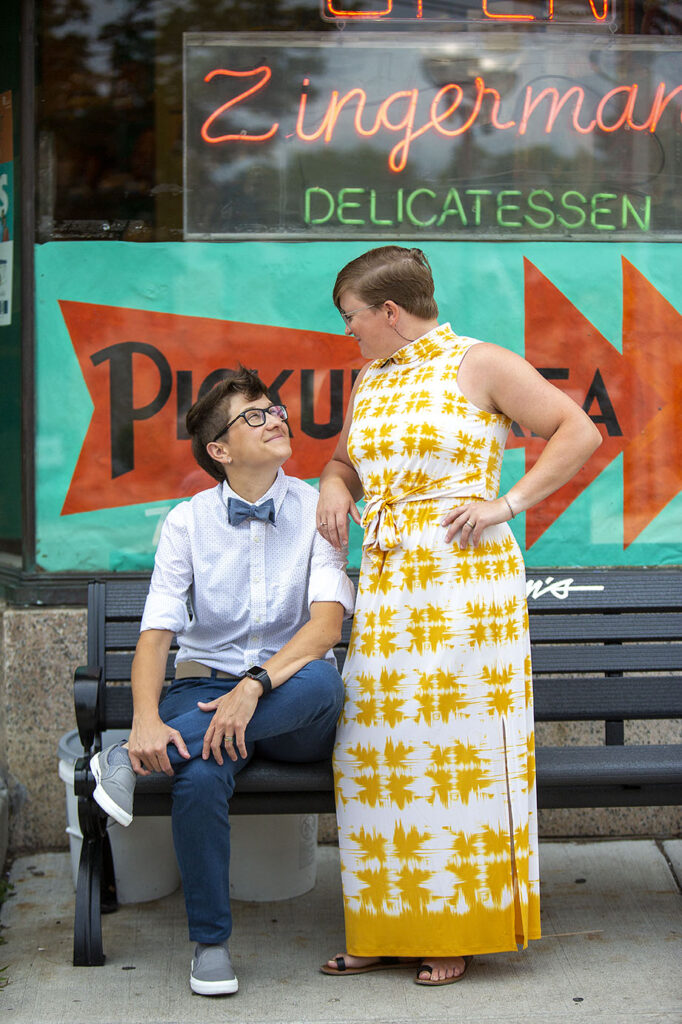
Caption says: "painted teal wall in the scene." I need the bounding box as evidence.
[35,239,682,571]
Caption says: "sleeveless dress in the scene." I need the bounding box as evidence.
[334,323,541,957]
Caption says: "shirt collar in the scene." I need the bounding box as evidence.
[375,322,456,368]
[220,467,289,518]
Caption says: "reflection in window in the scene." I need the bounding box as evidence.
[36,0,681,242]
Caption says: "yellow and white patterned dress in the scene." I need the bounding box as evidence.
[335,323,541,958]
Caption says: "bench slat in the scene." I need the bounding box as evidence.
[102,643,682,680]
[128,746,682,812]
[523,568,682,611]
[98,677,682,731]
[104,654,176,683]
[536,744,682,787]
[98,568,681,610]
[104,611,682,650]
[530,643,682,673]
[129,760,334,796]
[104,579,153,617]
[528,612,682,642]
[533,677,682,720]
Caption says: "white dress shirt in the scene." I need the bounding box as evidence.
[141,469,355,674]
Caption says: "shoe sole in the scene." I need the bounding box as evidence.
[190,966,239,996]
[90,752,133,828]
[321,957,421,976]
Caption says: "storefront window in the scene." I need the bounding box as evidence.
[36,1,682,242]
[29,1,682,577]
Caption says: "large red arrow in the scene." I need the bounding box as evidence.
[59,301,362,515]
[516,259,663,548]
[622,258,682,546]
[60,272,681,543]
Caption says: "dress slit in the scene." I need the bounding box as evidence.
[502,717,526,947]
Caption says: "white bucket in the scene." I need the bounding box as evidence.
[59,730,318,904]
[229,813,318,901]
[58,729,181,904]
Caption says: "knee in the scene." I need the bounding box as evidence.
[303,659,345,714]
[172,753,238,802]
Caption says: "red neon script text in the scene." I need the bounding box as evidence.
[201,66,278,143]
[201,70,682,173]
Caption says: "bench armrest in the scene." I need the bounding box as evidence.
[74,665,103,754]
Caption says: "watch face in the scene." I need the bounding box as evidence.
[246,666,271,691]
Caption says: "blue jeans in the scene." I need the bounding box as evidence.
[158,659,344,944]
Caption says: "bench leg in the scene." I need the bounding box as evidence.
[101,831,118,915]
[73,760,117,966]
[73,829,105,966]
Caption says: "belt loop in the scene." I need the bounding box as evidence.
[209,668,219,679]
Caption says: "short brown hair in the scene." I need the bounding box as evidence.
[186,366,271,481]
[333,246,438,320]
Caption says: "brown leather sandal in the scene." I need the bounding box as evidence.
[414,955,472,986]
[321,955,421,976]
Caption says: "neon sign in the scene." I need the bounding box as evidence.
[303,186,651,232]
[321,0,613,23]
[183,35,682,240]
[200,68,682,174]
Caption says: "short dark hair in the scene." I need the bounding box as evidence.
[333,246,438,320]
[185,366,271,481]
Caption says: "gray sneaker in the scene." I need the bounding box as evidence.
[90,742,136,827]
[190,943,239,996]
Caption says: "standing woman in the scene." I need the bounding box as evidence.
[318,247,601,986]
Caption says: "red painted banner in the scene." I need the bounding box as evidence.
[59,301,364,516]
[60,265,682,548]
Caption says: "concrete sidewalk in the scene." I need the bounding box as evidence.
[1,839,681,1024]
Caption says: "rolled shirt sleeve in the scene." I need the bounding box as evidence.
[140,504,193,636]
[307,530,355,616]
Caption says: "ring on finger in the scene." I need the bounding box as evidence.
[466,521,475,528]
[224,735,234,744]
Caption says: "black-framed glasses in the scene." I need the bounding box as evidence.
[339,303,377,326]
[212,405,288,443]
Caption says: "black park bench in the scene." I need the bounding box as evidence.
[72,567,682,965]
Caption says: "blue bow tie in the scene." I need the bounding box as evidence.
[227,497,276,527]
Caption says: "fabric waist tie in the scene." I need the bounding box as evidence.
[361,485,488,552]
[174,660,240,681]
